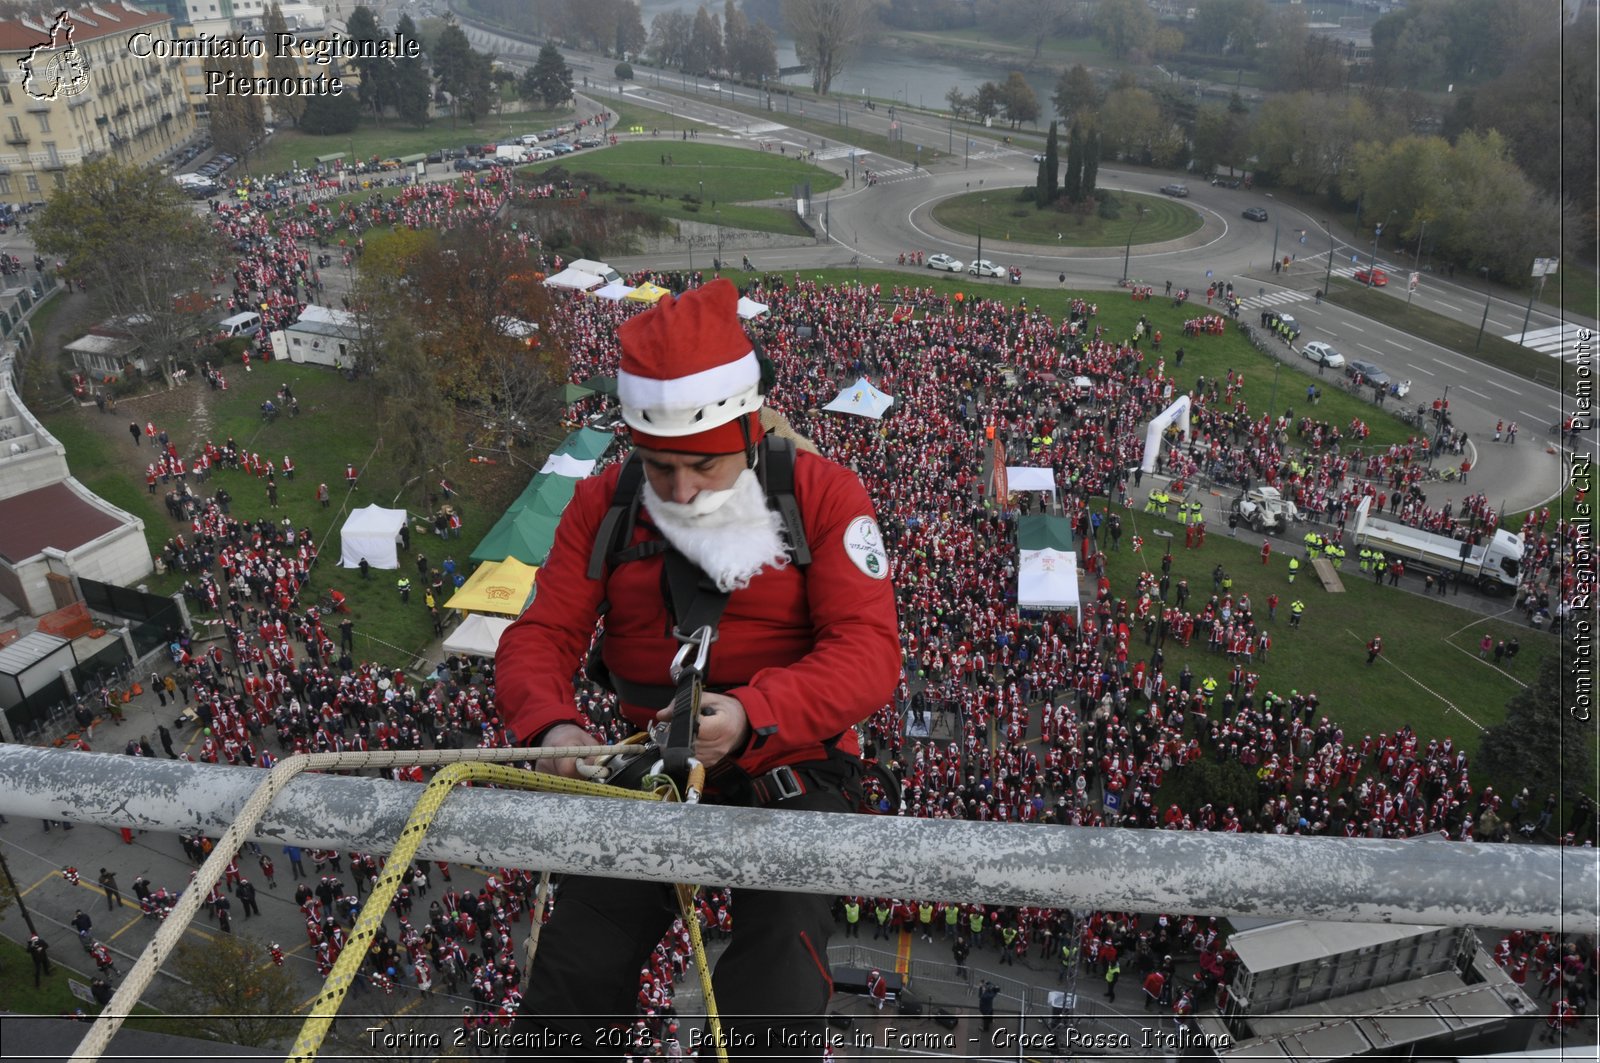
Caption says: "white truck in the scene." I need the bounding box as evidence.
[568,258,622,285]
[1230,486,1299,533]
[1353,497,1523,593]
[494,144,532,164]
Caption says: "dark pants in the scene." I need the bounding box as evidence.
[510,787,847,1058]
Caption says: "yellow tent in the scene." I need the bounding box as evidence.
[624,282,670,304]
[443,557,539,615]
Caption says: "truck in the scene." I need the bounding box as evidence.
[568,258,622,285]
[1230,486,1298,533]
[1353,497,1523,593]
[494,144,531,164]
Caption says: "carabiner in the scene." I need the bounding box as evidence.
[670,624,715,682]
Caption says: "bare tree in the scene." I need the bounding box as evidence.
[783,0,870,94]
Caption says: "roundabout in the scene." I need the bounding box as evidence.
[928,188,1202,249]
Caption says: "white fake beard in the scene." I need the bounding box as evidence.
[641,466,790,592]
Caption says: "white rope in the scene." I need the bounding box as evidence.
[69,743,636,1063]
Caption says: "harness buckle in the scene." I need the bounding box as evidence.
[764,765,805,802]
[670,625,716,682]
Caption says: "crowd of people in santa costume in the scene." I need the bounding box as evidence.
[70,174,1590,1048]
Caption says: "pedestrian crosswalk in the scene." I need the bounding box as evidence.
[1238,290,1312,310]
[1502,322,1593,360]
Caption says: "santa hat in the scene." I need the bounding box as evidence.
[617,279,764,453]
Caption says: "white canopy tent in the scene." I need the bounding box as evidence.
[539,453,597,478]
[737,296,770,319]
[823,377,895,419]
[1140,394,1193,473]
[1005,466,1058,496]
[1018,548,1080,616]
[543,268,605,292]
[338,505,409,570]
[592,280,635,301]
[442,613,513,658]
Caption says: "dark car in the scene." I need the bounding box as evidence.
[1160,183,1190,197]
[1346,360,1392,389]
[576,137,603,148]
[1263,309,1302,339]
[425,149,445,163]
[1242,206,1269,222]
[452,158,481,172]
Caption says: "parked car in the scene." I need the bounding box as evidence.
[968,259,1005,277]
[577,137,603,148]
[1346,360,1393,389]
[452,158,482,172]
[1353,268,1390,286]
[1264,310,1302,339]
[1160,183,1190,197]
[926,253,964,272]
[1242,206,1269,222]
[425,149,445,163]
[1301,340,1346,369]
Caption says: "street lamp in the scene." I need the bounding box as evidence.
[1322,218,1335,298]
[976,197,987,268]
[1475,267,1492,351]
[715,209,722,276]
[1121,206,1148,285]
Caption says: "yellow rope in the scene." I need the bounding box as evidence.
[286,758,725,1062]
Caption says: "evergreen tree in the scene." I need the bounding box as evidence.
[1081,129,1101,200]
[1064,123,1083,203]
[1044,119,1060,204]
[299,90,361,134]
[391,13,432,126]
[346,5,392,118]
[1477,655,1591,807]
[521,43,574,109]
[262,4,305,127]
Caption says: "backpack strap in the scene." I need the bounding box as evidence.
[757,434,811,566]
[586,452,648,580]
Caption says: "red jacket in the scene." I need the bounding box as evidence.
[496,449,901,778]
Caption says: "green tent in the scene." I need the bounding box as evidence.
[580,374,618,396]
[470,428,614,564]
[560,382,596,404]
[1017,514,1078,552]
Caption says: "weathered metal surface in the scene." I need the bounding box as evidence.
[1,746,1590,930]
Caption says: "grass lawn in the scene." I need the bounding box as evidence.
[1087,504,1557,784]
[44,362,532,671]
[243,109,586,177]
[0,934,183,1033]
[1326,279,1572,394]
[517,141,837,236]
[1541,260,1599,319]
[931,190,1202,248]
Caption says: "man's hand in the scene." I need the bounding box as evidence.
[654,692,750,770]
[533,723,601,778]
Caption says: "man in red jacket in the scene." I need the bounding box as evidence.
[497,279,900,1056]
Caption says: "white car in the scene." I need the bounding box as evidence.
[968,259,1006,278]
[926,253,964,272]
[1301,341,1346,369]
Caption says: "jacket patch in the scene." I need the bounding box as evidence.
[843,516,889,579]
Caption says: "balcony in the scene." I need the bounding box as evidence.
[4,133,29,146]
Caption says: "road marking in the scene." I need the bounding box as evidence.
[1407,363,1435,376]
[20,870,57,897]
[108,911,146,942]
[1358,343,1386,355]
[1435,359,1469,372]
[1487,380,1522,394]
[1460,386,1493,400]
[1520,410,1547,421]
[1384,337,1410,347]
[1344,322,1366,332]
[1433,300,1464,312]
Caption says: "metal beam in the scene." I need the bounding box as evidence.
[1,746,1591,931]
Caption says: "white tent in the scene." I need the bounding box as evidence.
[442,613,512,657]
[543,268,605,292]
[737,296,770,319]
[540,452,597,478]
[338,505,409,570]
[823,377,895,419]
[1140,394,1193,473]
[1018,548,1080,615]
[592,280,635,301]
[1005,466,1057,496]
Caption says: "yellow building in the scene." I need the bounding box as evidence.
[0,2,197,201]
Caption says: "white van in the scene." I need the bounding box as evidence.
[568,258,621,285]
[217,311,263,340]
[495,144,531,164]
